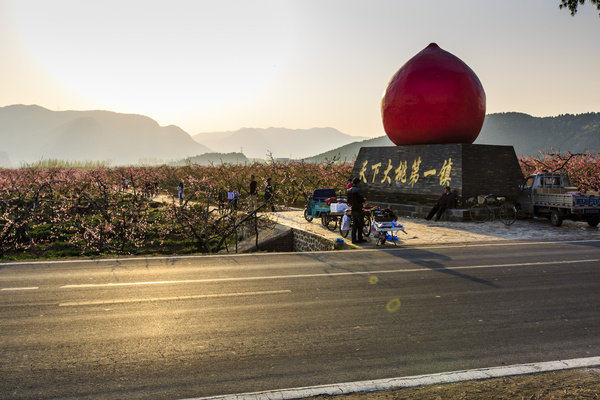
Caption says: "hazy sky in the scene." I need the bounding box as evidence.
[1,0,599,138]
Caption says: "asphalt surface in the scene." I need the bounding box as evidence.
[1,239,599,399]
[2,208,599,399]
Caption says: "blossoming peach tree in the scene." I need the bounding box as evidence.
[0,158,353,258]
[519,150,600,190]
[3,152,593,258]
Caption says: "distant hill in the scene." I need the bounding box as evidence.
[475,112,600,156]
[306,135,395,162]
[0,104,212,166]
[192,127,369,160]
[170,152,249,166]
[306,112,600,162]
[2,105,597,167]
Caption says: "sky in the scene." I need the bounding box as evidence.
[1,0,599,139]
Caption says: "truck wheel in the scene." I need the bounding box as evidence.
[587,216,599,227]
[515,205,527,220]
[550,210,563,227]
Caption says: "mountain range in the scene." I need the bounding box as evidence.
[309,112,600,161]
[0,105,211,166]
[1,104,598,167]
[476,112,600,155]
[0,105,366,166]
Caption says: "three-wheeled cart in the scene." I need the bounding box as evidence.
[372,220,407,245]
[371,209,407,245]
[304,188,338,229]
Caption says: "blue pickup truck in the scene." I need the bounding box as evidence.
[516,172,599,227]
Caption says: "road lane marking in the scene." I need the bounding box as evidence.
[185,356,600,400]
[58,289,291,307]
[1,287,39,291]
[1,239,599,266]
[60,258,599,289]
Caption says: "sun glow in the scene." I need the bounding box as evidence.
[12,1,297,119]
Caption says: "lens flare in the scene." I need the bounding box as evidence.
[368,274,379,285]
[386,298,401,312]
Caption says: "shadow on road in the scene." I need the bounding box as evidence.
[376,249,498,288]
[294,248,498,288]
[383,248,499,288]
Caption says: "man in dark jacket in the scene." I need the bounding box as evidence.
[426,186,455,221]
[249,175,258,210]
[347,177,366,244]
[264,177,275,211]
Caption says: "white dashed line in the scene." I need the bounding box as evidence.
[1,287,39,291]
[58,289,291,307]
[59,258,599,289]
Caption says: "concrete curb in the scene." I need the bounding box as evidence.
[185,356,600,400]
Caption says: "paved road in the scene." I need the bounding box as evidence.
[1,240,599,399]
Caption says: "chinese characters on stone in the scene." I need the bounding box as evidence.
[359,158,453,188]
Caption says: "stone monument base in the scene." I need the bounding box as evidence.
[366,201,469,221]
[350,144,523,220]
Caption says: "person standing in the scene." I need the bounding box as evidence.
[227,189,235,210]
[347,177,366,244]
[264,177,275,211]
[177,182,185,205]
[249,175,258,210]
[233,189,240,210]
[425,186,455,221]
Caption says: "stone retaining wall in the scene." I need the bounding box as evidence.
[251,229,294,252]
[241,226,335,253]
[292,228,335,252]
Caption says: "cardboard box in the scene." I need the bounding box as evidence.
[536,188,568,194]
[330,203,348,213]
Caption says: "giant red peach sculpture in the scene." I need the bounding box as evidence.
[381,43,486,146]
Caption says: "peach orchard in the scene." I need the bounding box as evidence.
[1,151,598,258]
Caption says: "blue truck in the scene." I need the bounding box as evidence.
[516,172,599,227]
